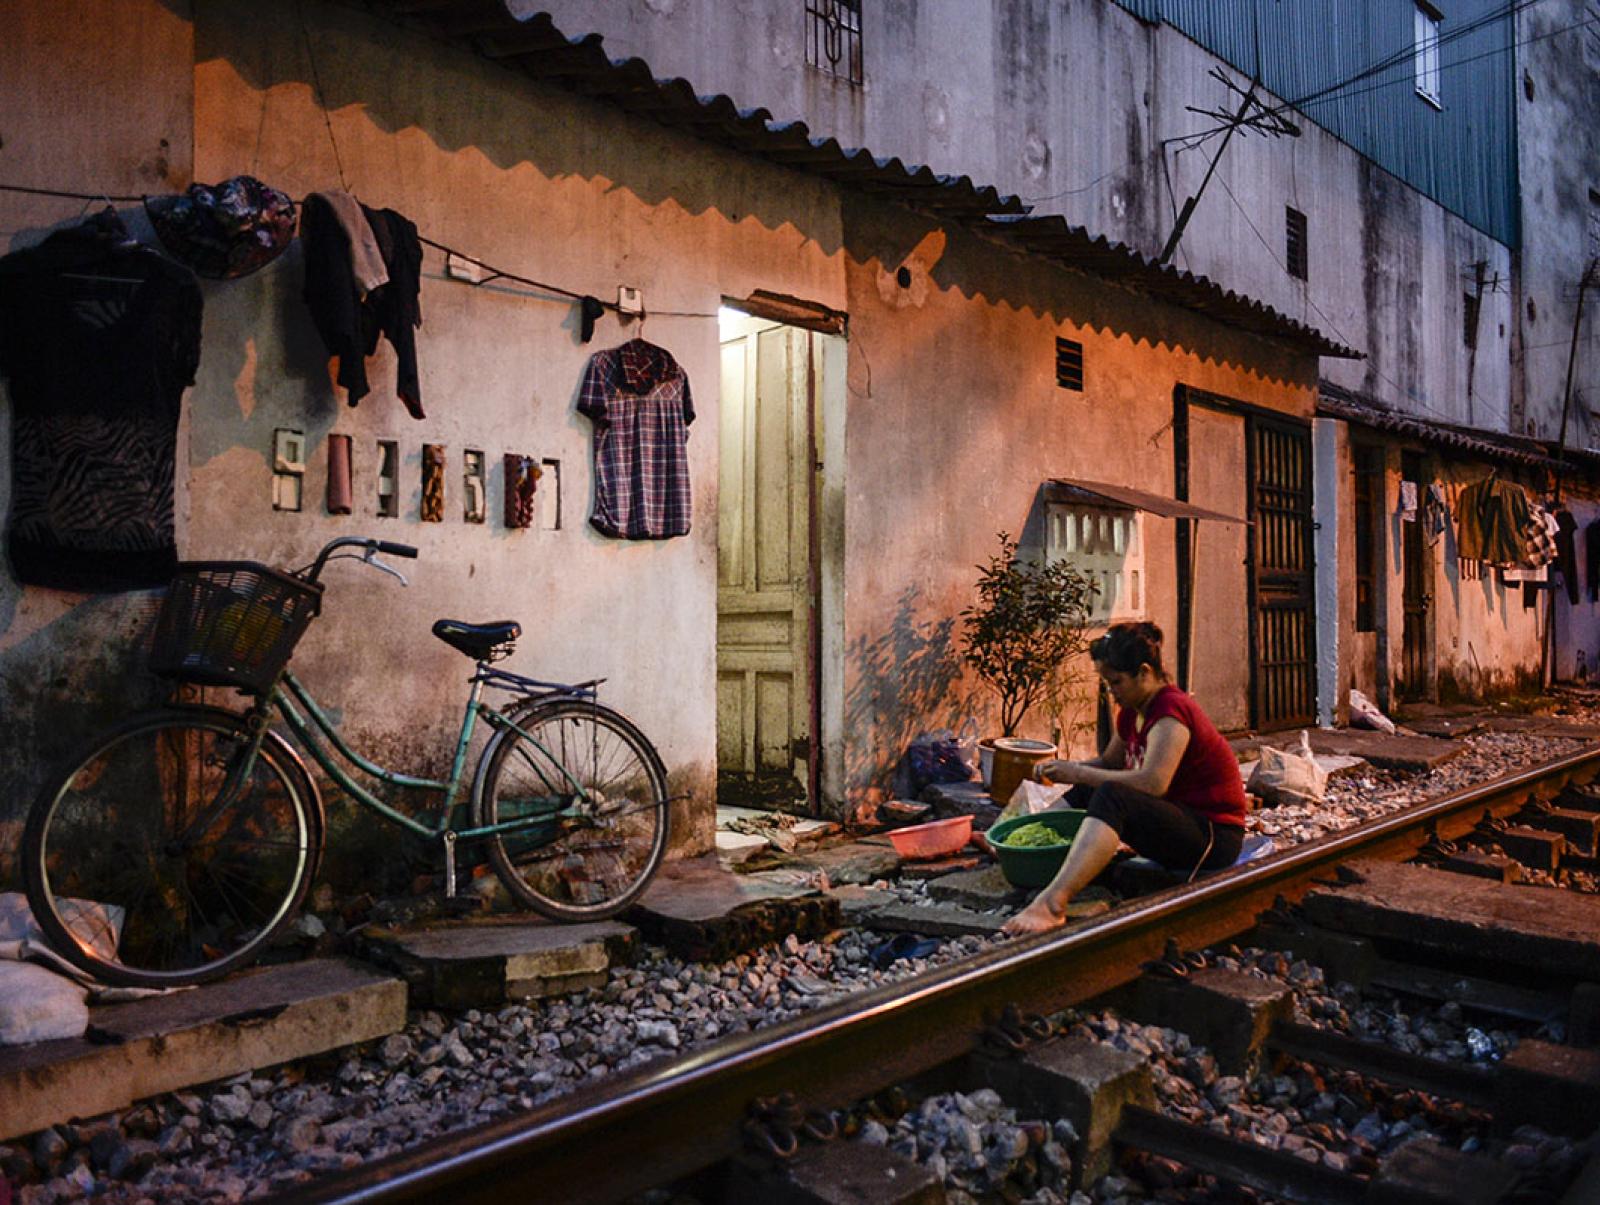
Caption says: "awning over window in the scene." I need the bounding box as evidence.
[1045,477,1248,525]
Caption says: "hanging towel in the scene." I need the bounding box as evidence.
[1421,483,1449,544]
[312,190,388,292]
[1397,480,1418,522]
[327,434,353,515]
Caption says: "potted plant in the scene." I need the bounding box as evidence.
[960,532,1096,796]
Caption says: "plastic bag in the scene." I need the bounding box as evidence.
[904,729,974,793]
[1348,689,1396,735]
[994,778,1070,827]
[1247,730,1328,808]
[953,718,980,778]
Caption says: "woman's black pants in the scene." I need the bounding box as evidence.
[1063,782,1243,876]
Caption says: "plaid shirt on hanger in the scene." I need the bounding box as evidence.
[1524,504,1559,568]
[577,339,694,539]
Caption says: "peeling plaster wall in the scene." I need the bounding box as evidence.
[0,0,848,880]
[837,197,1316,800]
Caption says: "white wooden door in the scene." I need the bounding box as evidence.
[717,314,814,809]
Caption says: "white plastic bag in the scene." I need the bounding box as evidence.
[0,961,89,1045]
[1247,730,1328,808]
[995,778,1070,827]
[1348,689,1397,735]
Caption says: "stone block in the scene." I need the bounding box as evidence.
[1132,967,1293,1076]
[1437,851,1521,883]
[628,855,840,960]
[862,902,1006,938]
[0,959,404,1141]
[1495,826,1565,871]
[723,1142,944,1205]
[918,781,1001,830]
[827,885,903,926]
[969,1036,1152,1188]
[1365,1138,1518,1205]
[1253,923,1377,990]
[716,829,772,866]
[1493,1039,1600,1136]
[899,854,986,880]
[788,841,902,886]
[1555,784,1600,814]
[1301,860,1600,980]
[928,865,1028,910]
[359,917,635,1009]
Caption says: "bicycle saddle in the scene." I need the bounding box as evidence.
[432,619,521,660]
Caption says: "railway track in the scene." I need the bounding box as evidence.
[283,744,1600,1204]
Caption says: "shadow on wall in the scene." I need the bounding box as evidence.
[843,584,971,804]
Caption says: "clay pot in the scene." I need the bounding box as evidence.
[988,737,1056,805]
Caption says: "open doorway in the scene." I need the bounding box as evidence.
[715,303,844,815]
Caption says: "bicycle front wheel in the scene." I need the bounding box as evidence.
[475,699,670,922]
[22,707,320,988]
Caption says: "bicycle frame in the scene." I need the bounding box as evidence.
[264,665,601,845]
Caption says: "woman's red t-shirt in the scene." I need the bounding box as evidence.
[1116,685,1248,827]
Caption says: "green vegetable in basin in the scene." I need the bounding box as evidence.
[999,820,1071,848]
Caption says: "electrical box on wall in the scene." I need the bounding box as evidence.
[272,429,305,512]
[1045,503,1145,623]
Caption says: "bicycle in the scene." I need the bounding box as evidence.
[22,536,673,989]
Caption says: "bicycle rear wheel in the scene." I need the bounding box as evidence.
[474,699,670,922]
[22,707,320,988]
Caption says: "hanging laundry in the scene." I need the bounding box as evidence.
[0,210,202,590]
[1525,504,1560,569]
[1397,480,1418,522]
[144,175,296,281]
[299,192,424,418]
[578,338,694,539]
[1420,483,1449,545]
[1454,476,1532,566]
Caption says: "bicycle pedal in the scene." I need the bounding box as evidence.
[441,894,486,916]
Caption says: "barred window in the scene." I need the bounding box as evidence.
[806,0,863,86]
[1285,206,1308,280]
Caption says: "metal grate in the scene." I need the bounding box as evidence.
[1055,337,1084,391]
[1285,207,1308,281]
[806,0,863,86]
[1251,420,1316,728]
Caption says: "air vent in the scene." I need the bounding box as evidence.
[1055,337,1084,391]
[1285,207,1308,280]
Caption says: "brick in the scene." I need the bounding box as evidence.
[1494,1039,1600,1136]
[969,1036,1153,1188]
[0,959,404,1141]
[723,1142,943,1205]
[359,917,635,1009]
[1131,967,1293,1076]
[1301,860,1600,980]
[1437,851,1521,883]
[1494,826,1565,871]
[1366,1138,1518,1205]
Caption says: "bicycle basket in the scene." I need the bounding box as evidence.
[149,562,323,694]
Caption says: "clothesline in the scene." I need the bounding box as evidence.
[0,180,719,320]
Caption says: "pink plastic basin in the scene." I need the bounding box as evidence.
[888,814,973,860]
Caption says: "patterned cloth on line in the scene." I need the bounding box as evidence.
[578,339,694,540]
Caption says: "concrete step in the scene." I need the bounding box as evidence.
[0,958,405,1141]
[359,916,636,1009]
[625,855,840,961]
[1301,859,1600,980]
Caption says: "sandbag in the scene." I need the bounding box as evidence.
[0,961,88,1045]
[1247,730,1328,807]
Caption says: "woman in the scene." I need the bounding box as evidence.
[1001,622,1246,936]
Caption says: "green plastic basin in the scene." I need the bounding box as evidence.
[987,809,1088,888]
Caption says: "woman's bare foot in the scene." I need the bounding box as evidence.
[1001,897,1065,937]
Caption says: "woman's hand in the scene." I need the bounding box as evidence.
[1034,758,1092,786]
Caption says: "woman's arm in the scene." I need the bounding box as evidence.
[1039,717,1189,797]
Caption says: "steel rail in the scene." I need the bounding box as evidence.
[283,745,1600,1205]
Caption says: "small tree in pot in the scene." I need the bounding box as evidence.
[960,532,1097,738]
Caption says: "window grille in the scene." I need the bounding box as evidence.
[1463,291,1480,348]
[806,0,863,86]
[1414,3,1442,108]
[1055,337,1084,391]
[1285,207,1308,280]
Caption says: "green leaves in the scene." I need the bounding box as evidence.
[959,532,1096,737]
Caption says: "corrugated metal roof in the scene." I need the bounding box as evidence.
[1317,386,1564,470]
[377,3,1357,358]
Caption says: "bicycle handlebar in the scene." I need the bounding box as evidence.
[304,536,420,582]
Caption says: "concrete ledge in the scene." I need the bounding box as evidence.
[0,958,405,1141]
[360,916,636,1009]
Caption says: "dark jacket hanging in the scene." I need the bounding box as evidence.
[0,210,202,590]
[361,204,424,420]
[299,192,377,405]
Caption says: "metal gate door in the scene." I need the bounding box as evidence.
[1398,450,1430,699]
[1249,418,1317,728]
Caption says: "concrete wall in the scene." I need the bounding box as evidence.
[0,0,849,878]
[836,197,1315,797]
[1513,0,1600,444]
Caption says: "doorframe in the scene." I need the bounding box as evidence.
[717,295,848,817]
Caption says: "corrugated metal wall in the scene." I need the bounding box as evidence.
[1114,0,1518,246]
